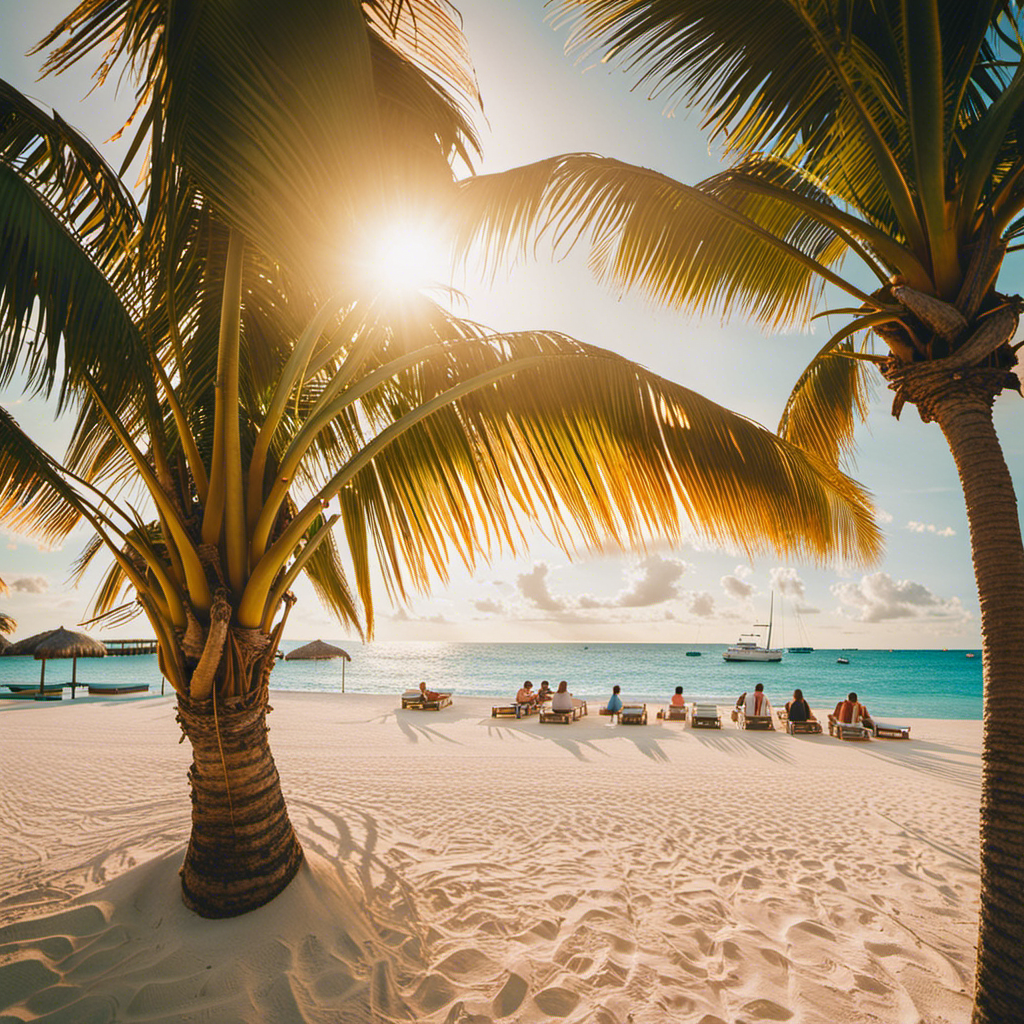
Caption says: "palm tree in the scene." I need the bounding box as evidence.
[0,574,14,634]
[453,1,1024,1018]
[0,0,878,920]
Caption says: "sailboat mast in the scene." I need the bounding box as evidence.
[766,592,774,649]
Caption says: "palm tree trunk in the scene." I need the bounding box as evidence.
[927,375,1024,1024]
[176,687,304,918]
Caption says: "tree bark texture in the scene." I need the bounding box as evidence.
[896,365,1024,1024]
[177,687,304,918]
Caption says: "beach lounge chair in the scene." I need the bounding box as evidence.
[401,690,452,711]
[736,709,775,730]
[87,683,149,695]
[691,704,722,729]
[663,704,688,723]
[620,703,647,725]
[828,718,870,740]
[491,702,535,719]
[786,718,822,735]
[871,720,911,739]
[540,698,588,724]
[3,683,64,700]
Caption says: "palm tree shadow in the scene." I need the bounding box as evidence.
[688,727,797,764]
[860,738,980,790]
[394,716,462,746]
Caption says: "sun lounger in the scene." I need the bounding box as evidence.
[491,702,535,719]
[620,703,647,725]
[401,690,452,711]
[871,720,911,739]
[786,719,822,734]
[3,683,64,700]
[663,704,688,722]
[828,718,870,740]
[736,709,775,730]
[88,683,149,695]
[540,699,587,724]
[691,703,721,728]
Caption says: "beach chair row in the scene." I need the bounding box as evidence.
[407,693,910,740]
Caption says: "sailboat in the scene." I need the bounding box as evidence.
[723,593,784,662]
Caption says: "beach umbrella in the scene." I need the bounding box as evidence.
[27,627,106,698]
[284,639,352,691]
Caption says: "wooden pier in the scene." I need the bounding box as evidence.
[102,638,158,656]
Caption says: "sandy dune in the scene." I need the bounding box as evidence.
[0,693,980,1023]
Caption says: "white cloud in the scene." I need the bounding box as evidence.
[831,572,970,624]
[10,575,48,594]
[612,554,688,607]
[686,592,715,617]
[768,566,805,600]
[721,573,754,600]
[907,520,956,537]
[877,509,894,524]
[474,599,503,614]
[516,563,565,611]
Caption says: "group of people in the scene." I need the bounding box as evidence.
[516,679,576,712]
[509,679,874,729]
[733,683,875,729]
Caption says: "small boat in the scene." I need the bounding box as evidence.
[966,652,976,659]
[723,593,783,662]
[685,650,702,657]
[836,657,850,664]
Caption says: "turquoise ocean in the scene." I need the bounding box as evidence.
[0,642,983,720]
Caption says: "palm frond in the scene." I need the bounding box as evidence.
[778,338,874,469]
[454,154,874,328]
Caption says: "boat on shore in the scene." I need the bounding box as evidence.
[723,594,783,662]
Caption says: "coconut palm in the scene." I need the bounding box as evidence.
[0,0,879,920]
[0,574,13,634]
[453,0,1024,1017]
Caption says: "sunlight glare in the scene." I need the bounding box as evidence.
[361,219,450,299]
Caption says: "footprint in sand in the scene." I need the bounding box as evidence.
[739,997,794,1020]
[532,985,580,1016]
[491,972,528,1016]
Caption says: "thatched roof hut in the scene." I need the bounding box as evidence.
[284,639,350,661]
[284,639,352,691]
[9,626,106,697]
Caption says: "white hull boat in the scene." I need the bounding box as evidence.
[723,594,783,662]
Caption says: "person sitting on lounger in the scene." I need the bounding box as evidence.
[830,691,874,730]
[785,688,816,723]
[418,681,444,702]
[551,680,574,713]
[606,684,623,714]
[537,680,552,703]
[670,686,686,708]
[735,682,772,717]
[516,681,537,705]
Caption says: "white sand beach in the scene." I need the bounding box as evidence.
[0,693,980,1023]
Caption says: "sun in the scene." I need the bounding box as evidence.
[360,219,451,299]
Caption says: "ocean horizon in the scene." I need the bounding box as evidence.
[0,642,983,720]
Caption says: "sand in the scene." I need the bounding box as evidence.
[0,692,980,1023]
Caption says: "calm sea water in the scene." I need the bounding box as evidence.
[0,643,983,719]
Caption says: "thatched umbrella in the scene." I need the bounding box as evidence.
[285,639,352,691]
[23,627,106,698]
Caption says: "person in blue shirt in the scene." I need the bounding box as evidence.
[606,684,623,714]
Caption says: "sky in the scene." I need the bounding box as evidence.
[1,0,1019,649]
